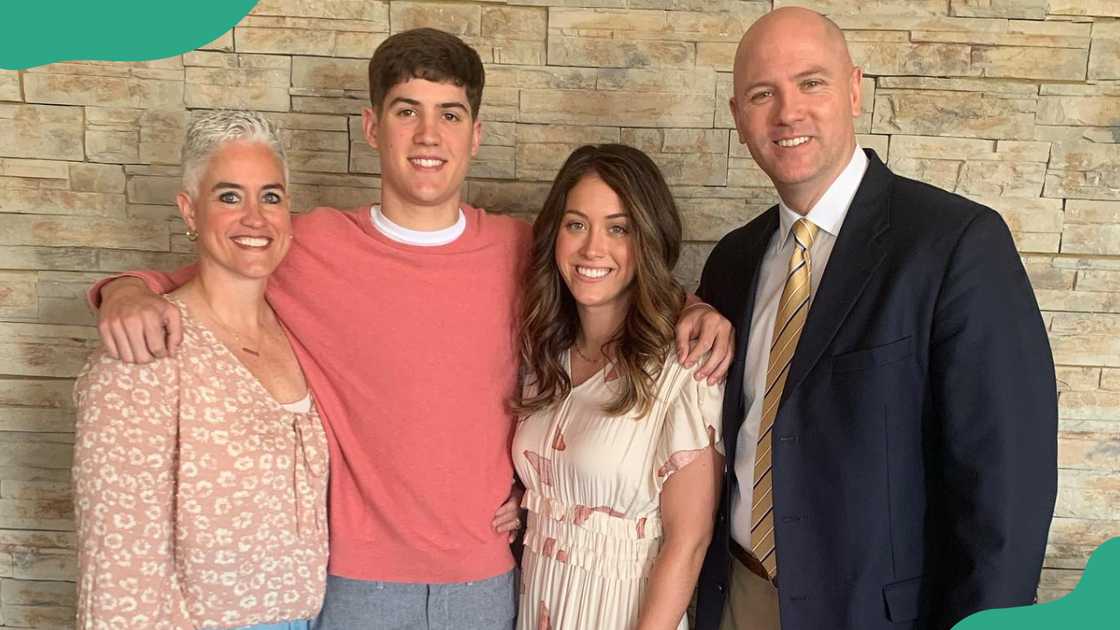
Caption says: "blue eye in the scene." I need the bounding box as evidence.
[262,191,282,204]
[219,191,240,204]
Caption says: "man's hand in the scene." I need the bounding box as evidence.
[675,303,734,384]
[97,277,182,364]
[491,483,525,543]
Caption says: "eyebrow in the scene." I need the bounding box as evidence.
[389,96,470,113]
[212,182,286,191]
[564,209,629,220]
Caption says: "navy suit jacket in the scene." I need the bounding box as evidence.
[693,150,1057,630]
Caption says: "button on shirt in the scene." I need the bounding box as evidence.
[729,147,869,550]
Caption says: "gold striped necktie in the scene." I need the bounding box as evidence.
[750,217,819,579]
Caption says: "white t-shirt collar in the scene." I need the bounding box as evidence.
[370,205,466,246]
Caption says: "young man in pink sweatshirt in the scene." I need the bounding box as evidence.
[92,29,732,630]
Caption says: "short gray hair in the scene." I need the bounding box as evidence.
[181,110,289,197]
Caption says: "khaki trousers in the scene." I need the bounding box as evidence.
[719,557,781,630]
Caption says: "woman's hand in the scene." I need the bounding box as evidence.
[492,483,526,542]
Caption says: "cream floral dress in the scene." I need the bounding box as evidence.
[514,351,723,630]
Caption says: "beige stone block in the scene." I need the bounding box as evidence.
[889,135,995,160]
[469,145,516,180]
[2,603,76,628]
[466,181,551,216]
[994,140,1052,163]
[335,31,388,59]
[548,35,694,68]
[96,249,195,274]
[696,42,735,71]
[957,160,1046,198]
[1011,231,1060,253]
[282,128,350,174]
[1,481,71,501]
[242,15,384,33]
[1060,429,1120,468]
[1089,21,1120,80]
[392,2,480,36]
[849,42,972,77]
[126,175,180,206]
[486,66,593,91]
[514,124,622,180]
[1067,199,1120,224]
[235,26,336,55]
[1024,256,1075,290]
[1044,170,1120,201]
[0,578,75,606]
[0,158,68,181]
[292,57,367,91]
[716,72,734,129]
[252,0,389,24]
[968,196,1063,233]
[1050,313,1120,367]
[1062,225,1120,255]
[877,76,1040,96]
[872,91,1036,139]
[1055,366,1102,391]
[0,104,84,162]
[777,4,1002,32]
[288,182,378,214]
[520,89,712,128]
[1065,391,1120,424]
[858,134,890,159]
[482,121,516,147]
[1048,0,1120,17]
[854,77,875,134]
[86,129,139,164]
[726,158,774,188]
[551,6,766,43]
[0,407,73,434]
[482,6,547,40]
[68,163,125,194]
[0,70,20,102]
[675,241,716,290]
[0,214,168,252]
[1037,96,1120,127]
[0,246,97,272]
[140,109,188,165]
[680,198,767,241]
[487,40,547,66]
[596,67,716,94]
[0,188,126,219]
[1078,269,1120,292]
[0,272,37,319]
[10,548,76,580]
[201,29,235,52]
[0,379,74,409]
[950,0,1048,18]
[24,72,183,109]
[1050,141,1120,172]
[888,158,962,192]
[912,30,1089,49]
[1037,288,1120,314]
[1103,369,1120,391]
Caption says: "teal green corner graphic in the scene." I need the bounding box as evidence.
[955,537,1119,629]
[0,1,258,70]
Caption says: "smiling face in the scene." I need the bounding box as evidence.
[554,174,637,320]
[176,140,291,282]
[362,78,481,216]
[730,9,862,212]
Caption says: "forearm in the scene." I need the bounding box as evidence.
[636,535,711,630]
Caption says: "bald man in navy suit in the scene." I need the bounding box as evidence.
[692,8,1058,630]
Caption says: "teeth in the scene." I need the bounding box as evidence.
[777,136,810,147]
[410,158,444,168]
[576,266,610,279]
[232,236,270,247]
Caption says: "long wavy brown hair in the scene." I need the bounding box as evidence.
[515,144,685,418]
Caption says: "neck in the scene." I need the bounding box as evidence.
[778,143,857,215]
[379,188,462,231]
[576,299,629,358]
[186,260,270,331]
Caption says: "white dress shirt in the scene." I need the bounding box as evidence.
[729,147,869,549]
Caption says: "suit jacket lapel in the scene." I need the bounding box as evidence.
[783,150,893,400]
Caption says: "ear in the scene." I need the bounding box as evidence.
[176,191,198,233]
[362,106,380,150]
[849,66,864,118]
[729,97,747,145]
[470,118,482,158]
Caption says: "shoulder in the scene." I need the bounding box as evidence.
[657,351,724,405]
[293,205,368,235]
[470,205,532,238]
[706,207,775,267]
[75,350,179,411]
[888,172,1000,232]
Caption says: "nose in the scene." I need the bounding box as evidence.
[413,112,438,146]
[773,88,806,126]
[241,197,267,227]
[580,227,608,259]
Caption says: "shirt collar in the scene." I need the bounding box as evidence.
[776,146,868,246]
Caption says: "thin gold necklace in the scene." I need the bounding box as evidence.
[199,301,264,357]
[573,343,603,364]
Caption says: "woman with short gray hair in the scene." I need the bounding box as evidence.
[73,110,328,630]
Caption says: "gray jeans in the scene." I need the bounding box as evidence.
[313,571,517,630]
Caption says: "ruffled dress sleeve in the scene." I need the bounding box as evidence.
[652,364,725,493]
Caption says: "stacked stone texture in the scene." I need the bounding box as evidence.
[0,0,1117,626]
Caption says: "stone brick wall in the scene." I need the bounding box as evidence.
[0,0,1117,626]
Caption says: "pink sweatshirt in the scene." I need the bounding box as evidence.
[98,206,530,583]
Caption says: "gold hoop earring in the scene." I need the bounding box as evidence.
[186,229,198,241]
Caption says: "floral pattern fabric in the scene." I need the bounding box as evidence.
[73,300,329,630]
[513,351,723,630]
